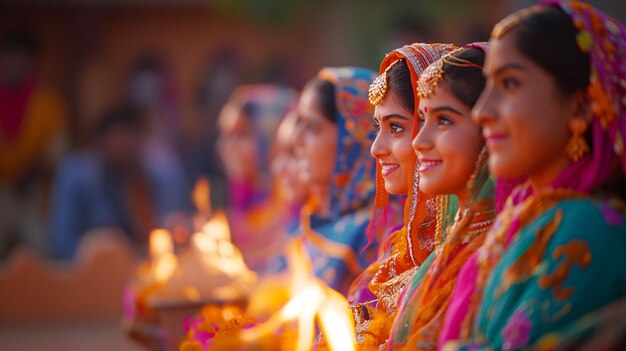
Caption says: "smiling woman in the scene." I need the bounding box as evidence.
[413,47,486,207]
[344,43,458,349]
[440,2,626,350]
[386,44,499,351]
[371,60,416,195]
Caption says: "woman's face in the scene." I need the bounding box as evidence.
[216,103,257,182]
[413,84,484,199]
[293,84,338,187]
[371,92,415,195]
[271,111,307,204]
[472,32,580,187]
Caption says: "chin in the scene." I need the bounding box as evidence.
[488,157,519,179]
[418,180,437,196]
[385,184,407,195]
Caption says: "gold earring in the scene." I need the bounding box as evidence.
[466,146,488,197]
[566,118,589,162]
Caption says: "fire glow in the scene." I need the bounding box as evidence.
[229,240,357,351]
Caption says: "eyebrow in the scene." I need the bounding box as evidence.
[490,62,527,77]
[377,113,411,122]
[428,106,463,116]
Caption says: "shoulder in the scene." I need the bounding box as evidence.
[529,197,626,263]
[550,197,626,234]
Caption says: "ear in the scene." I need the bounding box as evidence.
[570,89,592,124]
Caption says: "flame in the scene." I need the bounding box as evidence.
[154,252,177,283]
[200,211,231,242]
[192,211,232,255]
[148,229,178,283]
[192,177,212,218]
[149,229,174,258]
[191,211,250,277]
[237,240,356,350]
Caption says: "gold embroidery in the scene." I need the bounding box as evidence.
[500,210,563,295]
[539,240,592,300]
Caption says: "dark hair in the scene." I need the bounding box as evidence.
[95,106,143,137]
[508,5,590,95]
[0,27,39,57]
[441,47,486,108]
[305,78,337,123]
[387,59,415,112]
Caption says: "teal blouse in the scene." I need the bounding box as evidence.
[466,198,626,350]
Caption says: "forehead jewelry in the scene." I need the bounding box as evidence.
[369,59,402,105]
[491,5,543,39]
[417,48,483,99]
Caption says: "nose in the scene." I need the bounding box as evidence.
[472,85,497,127]
[370,131,391,159]
[292,122,305,147]
[412,125,433,156]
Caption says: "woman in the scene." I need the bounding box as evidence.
[386,44,497,350]
[293,67,378,295]
[348,43,458,348]
[216,84,298,274]
[271,109,308,237]
[441,2,626,349]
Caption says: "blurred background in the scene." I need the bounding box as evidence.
[0,0,624,350]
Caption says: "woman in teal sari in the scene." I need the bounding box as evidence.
[293,67,380,295]
[440,1,626,349]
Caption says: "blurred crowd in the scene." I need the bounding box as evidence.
[0,26,236,260]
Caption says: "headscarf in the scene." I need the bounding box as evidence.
[317,67,378,218]
[301,67,378,295]
[549,0,626,193]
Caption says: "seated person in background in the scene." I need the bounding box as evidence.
[0,27,67,259]
[49,106,187,259]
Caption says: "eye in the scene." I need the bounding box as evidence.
[295,115,304,126]
[303,120,318,132]
[502,76,520,90]
[390,123,405,134]
[372,120,381,134]
[418,116,425,128]
[438,115,453,126]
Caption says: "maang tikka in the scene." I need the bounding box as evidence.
[369,59,402,105]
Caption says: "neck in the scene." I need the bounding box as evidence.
[455,191,470,211]
[310,183,332,217]
[528,155,571,191]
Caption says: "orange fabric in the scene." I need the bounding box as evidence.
[0,86,66,184]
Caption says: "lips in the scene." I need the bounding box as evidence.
[418,159,442,172]
[483,131,508,148]
[381,163,400,176]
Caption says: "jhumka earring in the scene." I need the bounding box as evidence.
[566,118,589,162]
[465,146,488,197]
